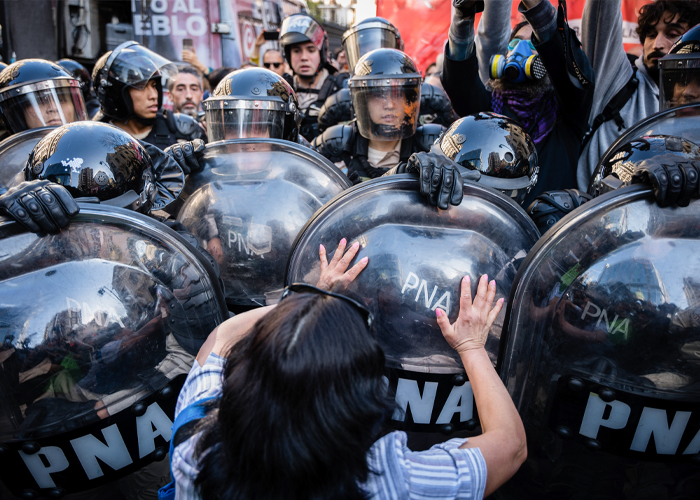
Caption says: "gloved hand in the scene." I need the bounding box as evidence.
[630,158,700,208]
[0,180,79,234]
[453,0,483,19]
[164,139,206,175]
[398,152,470,210]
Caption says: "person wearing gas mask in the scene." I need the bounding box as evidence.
[279,14,346,141]
[317,17,458,132]
[577,0,700,190]
[313,48,463,211]
[92,41,206,151]
[437,0,594,206]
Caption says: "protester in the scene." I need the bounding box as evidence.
[577,0,700,190]
[262,49,287,77]
[169,238,526,500]
[279,13,345,141]
[425,61,438,79]
[334,46,349,73]
[168,66,204,118]
[438,0,594,207]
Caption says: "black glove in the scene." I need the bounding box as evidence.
[398,152,470,210]
[630,158,700,208]
[164,139,206,175]
[453,0,483,19]
[0,180,79,234]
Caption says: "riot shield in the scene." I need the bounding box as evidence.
[0,204,227,498]
[595,102,700,185]
[0,127,54,188]
[176,139,352,309]
[499,185,700,499]
[286,176,540,437]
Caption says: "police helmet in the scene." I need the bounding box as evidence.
[588,135,700,197]
[24,121,157,213]
[57,58,93,103]
[659,24,700,110]
[348,48,422,141]
[0,59,87,135]
[342,17,404,73]
[92,41,177,122]
[279,14,330,74]
[204,67,299,143]
[431,112,539,205]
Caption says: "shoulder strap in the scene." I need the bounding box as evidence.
[581,67,638,151]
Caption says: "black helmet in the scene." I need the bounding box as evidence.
[348,48,422,141]
[24,121,157,213]
[0,59,87,135]
[431,112,539,205]
[204,67,299,142]
[342,17,404,72]
[92,41,177,122]
[659,23,700,110]
[57,58,93,103]
[279,14,330,74]
[588,134,700,197]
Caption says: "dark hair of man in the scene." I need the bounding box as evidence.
[636,0,700,43]
[208,67,236,91]
[194,292,394,500]
[167,66,203,92]
[510,20,530,42]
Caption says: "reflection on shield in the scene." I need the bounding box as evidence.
[499,185,700,499]
[286,176,539,439]
[0,126,54,188]
[0,205,227,497]
[176,139,351,310]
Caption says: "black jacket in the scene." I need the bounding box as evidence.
[442,1,594,206]
[97,110,206,151]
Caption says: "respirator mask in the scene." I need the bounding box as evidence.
[489,38,546,83]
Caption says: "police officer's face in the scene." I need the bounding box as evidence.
[170,73,202,118]
[128,80,159,120]
[671,77,700,108]
[368,91,403,128]
[23,90,77,128]
[290,42,321,77]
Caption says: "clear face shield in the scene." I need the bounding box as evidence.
[343,24,400,72]
[204,98,296,142]
[0,80,87,134]
[659,54,700,111]
[350,79,421,141]
[108,42,178,89]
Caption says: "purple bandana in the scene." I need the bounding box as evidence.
[491,88,558,145]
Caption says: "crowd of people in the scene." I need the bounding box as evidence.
[0,0,700,499]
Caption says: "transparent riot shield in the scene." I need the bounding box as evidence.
[498,185,700,499]
[0,126,54,188]
[176,139,352,310]
[286,176,540,437]
[0,204,227,497]
[595,103,700,187]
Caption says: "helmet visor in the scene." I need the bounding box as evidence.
[344,27,399,72]
[206,106,287,142]
[109,43,178,89]
[350,81,420,141]
[0,84,87,134]
[280,15,325,51]
[659,56,700,111]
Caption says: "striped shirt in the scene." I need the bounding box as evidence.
[172,353,488,500]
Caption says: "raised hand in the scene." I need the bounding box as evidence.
[316,238,368,291]
[436,274,504,353]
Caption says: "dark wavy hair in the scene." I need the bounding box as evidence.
[636,0,700,44]
[194,292,394,500]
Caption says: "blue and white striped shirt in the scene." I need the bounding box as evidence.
[172,352,488,500]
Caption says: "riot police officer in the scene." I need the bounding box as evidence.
[204,67,301,144]
[57,58,101,119]
[279,13,345,141]
[314,49,446,182]
[0,59,87,140]
[659,24,700,111]
[92,41,205,150]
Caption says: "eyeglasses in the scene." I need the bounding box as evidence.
[280,283,374,331]
[263,62,282,69]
